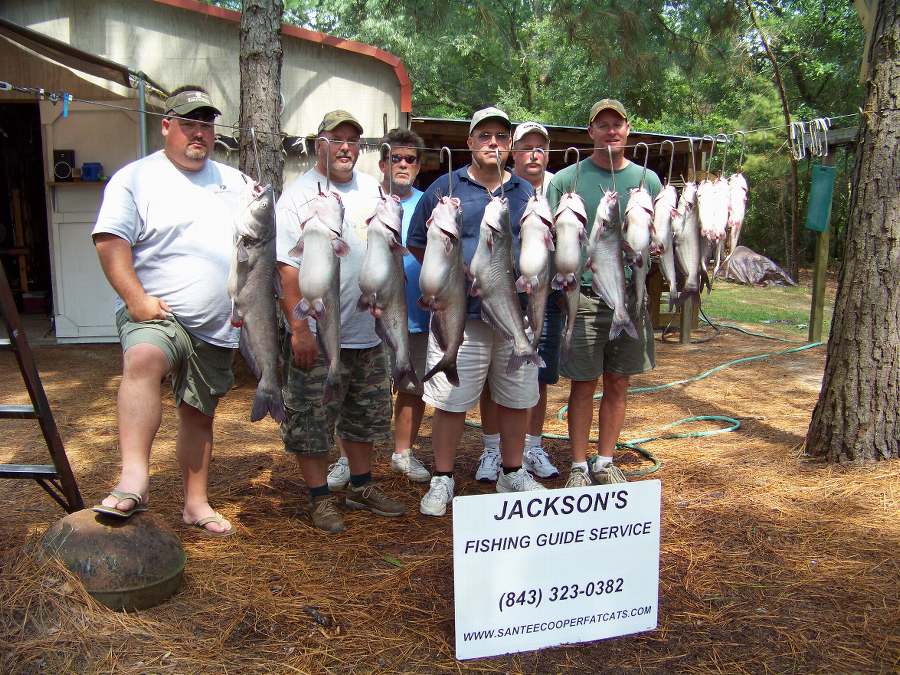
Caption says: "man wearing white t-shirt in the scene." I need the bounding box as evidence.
[90,86,245,536]
[276,111,405,533]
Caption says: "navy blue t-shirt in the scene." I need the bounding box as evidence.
[407,166,533,319]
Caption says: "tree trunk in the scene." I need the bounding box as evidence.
[240,0,284,193]
[806,1,900,463]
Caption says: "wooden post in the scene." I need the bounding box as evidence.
[808,152,835,342]
[680,295,693,344]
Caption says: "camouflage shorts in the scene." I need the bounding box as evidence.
[280,335,392,456]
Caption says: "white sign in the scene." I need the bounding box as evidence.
[452,480,661,660]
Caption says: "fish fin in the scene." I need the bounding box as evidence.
[578,227,588,244]
[373,318,398,352]
[423,357,459,387]
[550,273,566,291]
[273,272,283,298]
[292,298,311,320]
[393,360,420,391]
[231,298,243,328]
[332,238,350,257]
[469,278,481,297]
[544,230,556,251]
[417,296,433,311]
[251,380,286,423]
[609,313,638,341]
[480,305,513,342]
[239,333,262,381]
[486,236,494,253]
[443,234,453,254]
[430,313,448,351]
[515,275,529,293]
[506,350,540,374]
[288,239,304,257]
[390,238,408,255]
[236,240,250,263]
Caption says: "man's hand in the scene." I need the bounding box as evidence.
[127,294,173,322]
[291,329,319,369]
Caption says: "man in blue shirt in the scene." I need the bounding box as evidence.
[407,106,546,517]
[326,129,432,489]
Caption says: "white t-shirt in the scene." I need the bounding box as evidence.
[92,150,246,347]
[276,168,381,348]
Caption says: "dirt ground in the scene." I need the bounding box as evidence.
[1,327,898,673]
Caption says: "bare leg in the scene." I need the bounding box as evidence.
[526,383,549,436]
[178,403,229,533]
[597,372,628,457]
[298,455,329,488]
[497,405,527,467]
[430,409,466,473]
[342,439,373,475]
[479,384,499,435]
[101,343,169,512]
[394,392,426,453]
[567,378,599,463]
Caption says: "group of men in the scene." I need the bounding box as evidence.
[91,85,659,536]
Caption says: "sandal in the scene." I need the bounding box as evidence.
[92,490,149,519]
[189,512,235,538]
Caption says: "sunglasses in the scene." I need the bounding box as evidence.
[474,131,511,144]
[389,154,419,164]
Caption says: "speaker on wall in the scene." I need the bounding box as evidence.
[53,149,75,182]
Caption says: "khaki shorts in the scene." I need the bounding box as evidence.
[391,331,428,397]
[423,318,540,413]
[559,291,655,381]
[280,335,392,456]
[115,308,234,416]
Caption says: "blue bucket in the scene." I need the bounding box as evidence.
[82,162,103,181]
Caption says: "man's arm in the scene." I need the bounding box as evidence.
[93,233,171,322]
[277,262,318,369]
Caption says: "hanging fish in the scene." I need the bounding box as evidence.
[651,183,679,309]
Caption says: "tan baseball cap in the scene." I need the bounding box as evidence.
[513,121,550,144]
[318,110,364,135]
[469,106,511,133]
[588,99,628,125]
[165,89,221,117]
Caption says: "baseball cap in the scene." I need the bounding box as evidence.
[318,110,364,135]
[513,121,550,144]
[588,99,628,125]
[469,106,511,134]
[165,89,221,117]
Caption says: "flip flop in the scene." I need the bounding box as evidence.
[190,512,235,538]
[92,490,149,519]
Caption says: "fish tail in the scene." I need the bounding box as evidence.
[322,361,342,404]
[393,361,420,391]
[423,356,459,387]
[610,311,639,341]
[250,381,286,423]
[507,348,545,374]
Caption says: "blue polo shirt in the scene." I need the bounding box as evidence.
[407,166,533,319]
[399,188,427,333]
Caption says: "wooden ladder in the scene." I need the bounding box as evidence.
[0,263,83,512]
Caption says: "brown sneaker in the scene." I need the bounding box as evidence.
[309,495,345,533]
[345,483,406,517]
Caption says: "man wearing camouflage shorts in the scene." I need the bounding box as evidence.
[276,110,406,533]
[547,99,661,487]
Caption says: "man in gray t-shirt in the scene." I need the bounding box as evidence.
[90,86,244,536]
[275,110,405,533]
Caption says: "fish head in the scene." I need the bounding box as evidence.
[482,196,509,234]
[593,190,619,230]
[312,190,345,236]
[522,194,554,228]
[371,192,403,239]
[428,195,461,239]
[555,192,588,226]
[236,180,275,239]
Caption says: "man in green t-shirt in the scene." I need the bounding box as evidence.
[546,98,662,488]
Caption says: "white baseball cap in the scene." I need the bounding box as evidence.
[469,106,511,133]
[513,121,550,144]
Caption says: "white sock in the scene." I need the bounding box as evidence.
[483,433,500,450]
[593,455,613,467]
[392,449,411,460]
[525,434,543,450]
[571,461,588,472]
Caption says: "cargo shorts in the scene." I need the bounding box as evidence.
[559,289,655,381]
[280,334,392,456]
[115,308,235,416]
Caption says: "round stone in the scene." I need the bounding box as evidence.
[41,509,186,611]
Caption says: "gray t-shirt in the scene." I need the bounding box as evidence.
[92,150,246,347]
[275,167,381,349]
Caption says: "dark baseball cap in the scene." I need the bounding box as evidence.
[165,89,221,117]
[588,99,628,125]
[318,110,364,135]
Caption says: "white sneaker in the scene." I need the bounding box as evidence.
[496,467,547,493]
[523,446,560,478]
[420,475,454,516]
[589,458,628,484]
[326,456,350,490]
[391,449,431,483]
[474,447,501,482]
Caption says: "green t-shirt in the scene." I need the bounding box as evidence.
[547,157,662,286]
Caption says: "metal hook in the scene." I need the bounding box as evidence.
[381,142,393,198]
[686,137,696,181]
[701,135,716,176]
[564,147,581,193]
[607,146,616,193]
[440,146,453,198]
[634,142,650,190]
[660,140,675,186]
[495,149,505,200]
[716,133,730,177]
[733,131,747,173]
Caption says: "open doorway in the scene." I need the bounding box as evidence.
[0,102,51,316]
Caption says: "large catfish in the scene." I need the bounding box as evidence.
[289,187,349,403]
[552,192,588,358]
[727,172,748,256]
[357,191,418,390]
[586,189,637,341]
[469,195,544,372]
[672,181,702,305]
[228,180,285,422]
[418,196,466,386]
[652,183,679,309]
[624,187,654,313]
[516,194,555,349]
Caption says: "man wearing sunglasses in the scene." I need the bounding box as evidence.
[407,106,545,518]
[326,128,432,490]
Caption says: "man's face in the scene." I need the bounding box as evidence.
[161,109,216,170]
[317,122,360,181]
[587,109,630,154]
[467,120,512,171]
[378,146,420,191]
[513,131,549,186]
